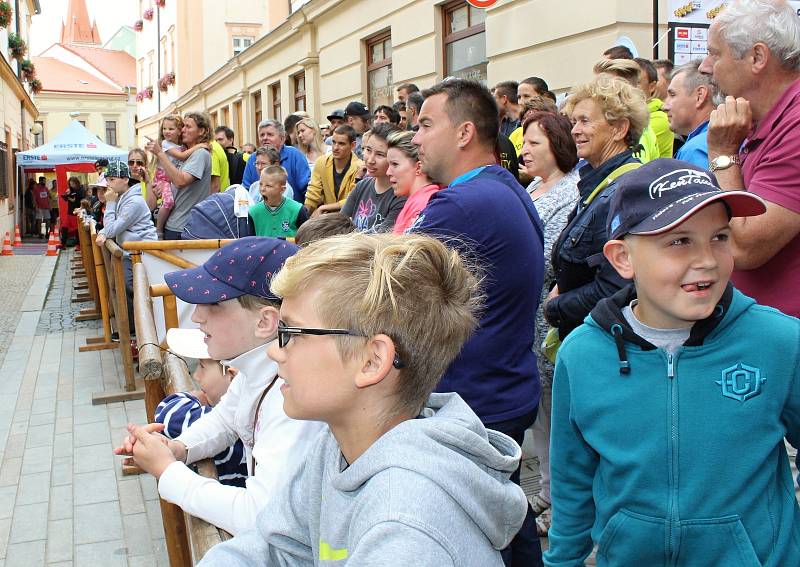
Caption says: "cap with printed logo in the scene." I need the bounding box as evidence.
[344,102,371,117]
[105,160,132,179]
[607,159,766,240]
[164,236,299,304]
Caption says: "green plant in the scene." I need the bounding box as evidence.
[29,78,42,95]
[19,59,35,81]
[8,33,27,60]
[0,2,12,29]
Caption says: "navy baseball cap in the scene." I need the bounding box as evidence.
[607,159,766,240]
[164,237,299,304]
[326,109,346,121]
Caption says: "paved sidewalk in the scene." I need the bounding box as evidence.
[0,251,168,567]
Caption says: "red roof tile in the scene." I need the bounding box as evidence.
[31,57,126,96]
[59,44,136,88]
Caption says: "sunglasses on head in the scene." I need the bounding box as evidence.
[128,159,145,166]
[277,320,404,369]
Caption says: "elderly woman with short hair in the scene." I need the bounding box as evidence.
[544,76,649,340]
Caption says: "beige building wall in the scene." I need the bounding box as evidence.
[34,93,135,151]
[0,0,40,237]
[136,0,670,147]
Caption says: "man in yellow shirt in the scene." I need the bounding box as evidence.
[304,125,363,216]
[210,139,230,193]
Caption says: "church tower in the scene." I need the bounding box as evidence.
[59,0,102,45]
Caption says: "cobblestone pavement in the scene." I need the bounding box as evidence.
[36,254,98,336]
[0,256,46,369]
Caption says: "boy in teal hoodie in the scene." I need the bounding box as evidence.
[545,159,800,567]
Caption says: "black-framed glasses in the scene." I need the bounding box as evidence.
[277,321,404,369]
[277,320,359,348]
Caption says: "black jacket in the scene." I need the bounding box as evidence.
[545,150,638,339]
[225,148,246,186]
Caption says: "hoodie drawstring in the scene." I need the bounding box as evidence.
[610,324,630,375]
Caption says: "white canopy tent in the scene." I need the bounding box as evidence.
[16,120,127,169]
[16,120,128,238]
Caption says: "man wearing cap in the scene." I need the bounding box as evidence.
[344,101,371,159]
[546,159,800,567]
[324,109,346,146]
[699,0,800,317]
[241,120,311,202]
[116,237,323,536]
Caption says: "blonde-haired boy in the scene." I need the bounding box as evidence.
[200,233,529,566]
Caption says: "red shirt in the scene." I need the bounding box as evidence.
[33,183,51,210]
[392,184,441,234]
[734,78,800,317]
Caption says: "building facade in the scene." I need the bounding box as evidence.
[0,0,40,236]
[31,0,136,155]
[136,0,669,146]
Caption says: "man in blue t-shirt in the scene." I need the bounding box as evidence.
[241,119,310,202]
[412,79,545,567]
[663,59,718,169]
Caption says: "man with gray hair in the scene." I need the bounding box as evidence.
[241,119,310,202]
[699,0,800,318]
[663,59,719,168]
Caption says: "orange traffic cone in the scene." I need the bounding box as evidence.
[12,224,22,246]
[45,230,59,257]
[1,232,13,256]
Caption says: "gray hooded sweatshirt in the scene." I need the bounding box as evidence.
[100,183,157,246]
[199,392,528,566]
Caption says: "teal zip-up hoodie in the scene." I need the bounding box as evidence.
[545,285,800,567]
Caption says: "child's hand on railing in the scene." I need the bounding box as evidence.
[114,422,188,479]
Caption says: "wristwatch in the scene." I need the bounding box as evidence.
[709,155,741,172]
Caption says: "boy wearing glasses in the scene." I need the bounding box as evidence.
[115,237,323,535]
[196,233,529,566]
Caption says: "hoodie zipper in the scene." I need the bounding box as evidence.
[666,351,679,565]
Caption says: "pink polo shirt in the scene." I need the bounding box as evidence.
[733,78,800,317]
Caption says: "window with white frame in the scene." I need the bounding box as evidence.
[233,36,254,56]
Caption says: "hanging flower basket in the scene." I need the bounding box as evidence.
[8,33,27,60]
[133,19,143,31]
[19,59,36,81]
[157,72,175,92]
[156,0,166,8]
[29,78,43,95]
[144,86,154,99]
[135,91,144,102]
[0,2,12,29]
[143,8,154,21]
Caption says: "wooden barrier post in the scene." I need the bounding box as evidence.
[91,239,144,405]
[71,217,93,304]
[79,222,117,352]
[133,262,166,422]
[75,217,102,321]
